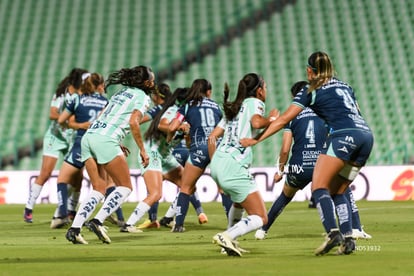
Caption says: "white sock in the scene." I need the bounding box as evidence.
[126,201,151,226]
[26,183,43,209]
[53,207,60,218]
[227,205,244,229]
[71,190,104,228]
[164,194,178,218]
[68,191,81,213]
[225,215,263,240]
[95,186,131,223]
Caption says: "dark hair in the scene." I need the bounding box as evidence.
[184,79,211,106]
[81,73,104,95]
[307,51,335,92]
[67,68,89,90]
[105,65,155,95]
[144,87,189,141]
[290,81,308,97]
[155,83,172,100]
[55,76,70,97]
[223,73,263,121]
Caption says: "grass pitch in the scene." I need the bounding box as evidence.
[0,201,413,275]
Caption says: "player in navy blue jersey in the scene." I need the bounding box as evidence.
[167,79,222,232]
[254,81,327,239]
[135,85,208,229]
[241,51,374,255]
[255,81,372,241]
[51,73,109,228]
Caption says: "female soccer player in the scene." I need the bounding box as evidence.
[65,65,154,244]
[23,68,86,223]
[51,72,108,229]
[208,73,278,256]
[241,52,374,255]
[167,79,222,232]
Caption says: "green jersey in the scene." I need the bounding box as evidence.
[88,87,150,143]
[145,104,180,157]
[216,97,265,167]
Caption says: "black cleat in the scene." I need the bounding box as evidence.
[315,229,343,256]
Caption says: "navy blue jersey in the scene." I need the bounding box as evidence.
[292,78,370,133]
[177,97,222,150]
[65,92,108,137]
[146,104,163,119]
[285,107,327,171]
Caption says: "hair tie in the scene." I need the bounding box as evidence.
[81,73,91,83]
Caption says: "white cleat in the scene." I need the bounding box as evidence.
[352,228,372,240]
[120,225,143,233]
[213,233,242,257]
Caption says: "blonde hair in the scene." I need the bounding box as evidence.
[307,51,335,93]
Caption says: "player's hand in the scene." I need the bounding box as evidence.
[273,173,283,183]
[179,122,190,135]
[240,138,258,147]
[140,151,150,167]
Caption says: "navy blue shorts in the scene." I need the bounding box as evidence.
[188,145,210,169]
[172,144,189,167]
[286,166,313,190]
[324,129,374,166]
[64,136,84,169]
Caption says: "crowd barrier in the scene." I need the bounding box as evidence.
[1,165,413,204]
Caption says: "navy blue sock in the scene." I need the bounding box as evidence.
[105,186,116,197]
[148,201,159,221]
[175,192,190,226]
[262,192,293,232]
[57,183,68,218]
[312,188,337,233]
[105,186,124,221]
[332,193,352,236]
[189,194,203,215]
[220,193,233,218]
[345,187,361,230]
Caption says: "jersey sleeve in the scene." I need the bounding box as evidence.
[50,94,62,108]
[161,105,178,123]
[64,94,79,114]
[246,98,265,118]
[146,105,161,119]
[216,118,226,130]
[176,104,187,123]
[292,88,312,109]
[134,93,151,115]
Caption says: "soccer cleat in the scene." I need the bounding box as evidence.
[105,214,119,225]
[86,219,111,244]
[171,224,185,233]
[24,208,33,223]
[213,233,242,257]
[66,228,88,244]
[314,229,343,256]
[254,229,267,240]
[232,239,250,253]
[198,213,208,224]
[50,217,69,229]
[352,228,372,240]
[120,224,143,233]
[159,217,175,228]
[337,236,356,255]
[137,219,160,229]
